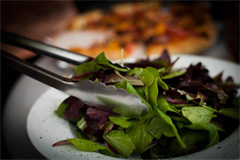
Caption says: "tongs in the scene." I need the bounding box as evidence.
[1,30,149,117]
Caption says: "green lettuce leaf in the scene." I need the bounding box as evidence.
[145,67,168,90]
[127,67,154,100]
[72,62,106,80]
[169,129,209,157]
[53,138,116,156]
[182,107,217,124]
[145,116,175,139]
[233,96,240,109]
[94,52,129,72]
[111,70,144,86]
[55,102,68,118]
[218,108,239,120]
[103,121,115,135]
[126,120,154,154]
[154,108,186,148]
[114,81,155,120]
[161,69,186,80]
[103,130,135,158]
[203,105,239,120]
[177,122,224,148]
[169,115,191,124]
[157,98,180,114]
[109,116,132,128]
[148,78,159,107]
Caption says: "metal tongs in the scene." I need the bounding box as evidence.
[1,31,149,117]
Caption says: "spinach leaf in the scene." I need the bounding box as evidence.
[72,62,106,80]
[178,122,224,148]
[182,107,217,124]
[109,116,132,128]
[127,67,154,100]
[53,138,116,156]
[154,108,186,148]
[169,115,191,124]
[55,102,68,118]
[148,78,159,107]
[114,81,143,100]
[157,98,180,114]
[203,105,239,120]
[145,116,175,139]
[109,70,144,86]
[103,130,135,158]
[145,67,168,90]
[158,77,169,90]
[126,120,154,154]
[233,96,240,109]
[136,86,145,97]
[94,52,129,72]
[150,144,170,159]
[169,129,208,157]
[114,81,155,120]
[161,69,186,80]
[170,136,195,157]
[218,108,239,120]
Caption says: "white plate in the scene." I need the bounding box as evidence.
[27,55,240,159]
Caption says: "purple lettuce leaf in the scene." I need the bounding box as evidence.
[64,96,86,121]
[213,71,223,84]
[179,63,213,86]
[84,117,99,131]
[159,49,171,64]
[82,115,105,142]
[188,81,228,104]
[82,107,116,142]
[166,97,186,104]
[53,140,69,147]
[214,75,239,103]
[86,107,116,124]
[124,49,171,69]
[169,62,230,105]
[91,70,105,82]
[163,88,182,99]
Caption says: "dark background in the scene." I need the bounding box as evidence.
[1,1,239,159]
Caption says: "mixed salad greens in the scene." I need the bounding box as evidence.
[53,50,239,159]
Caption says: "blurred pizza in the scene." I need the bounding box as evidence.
[66,2,217,60]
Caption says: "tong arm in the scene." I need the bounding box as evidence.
[1,50,149,117]
[1,30,93,65]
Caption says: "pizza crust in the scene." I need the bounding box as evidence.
[147,21,217,55]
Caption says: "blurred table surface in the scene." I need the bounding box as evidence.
[2,57,62,159]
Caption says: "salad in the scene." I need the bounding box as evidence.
[53,50,239,159]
